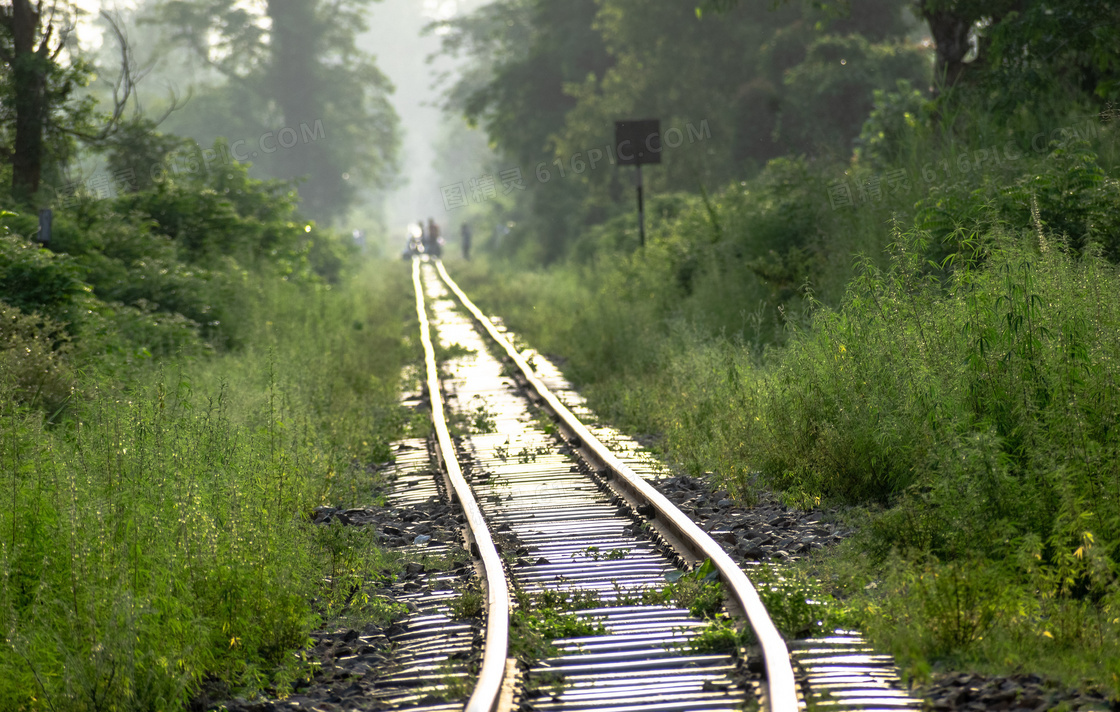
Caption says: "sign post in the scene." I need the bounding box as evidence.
[614,119,660,247]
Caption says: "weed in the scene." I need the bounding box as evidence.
[511,607,605,663]
[448,584,485,620]
[516,444,550,463]
[522,669,567,697]
[749,565,841,640]
[443,112,1120,694]
[600,562,728,619]
[659,560,726,618]
[526,588,603,611]
[430,660,476,701]
[494,437,510,460]
[467,395,496,434]
[437,342,476,361]
[690,616,752,654]
[572,545,630,561]
[0,259,416,708]
[509,588,607,664]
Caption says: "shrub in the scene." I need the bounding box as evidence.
[0,302,74,414]
[0,233,85,321]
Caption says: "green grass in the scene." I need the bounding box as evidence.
[510,589,607,664]
[0,259,420,710]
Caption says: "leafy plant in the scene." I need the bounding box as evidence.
[690,616,751,654]
[467,395,496,433]
[449,585,485,620]
[509,589,607,664]
[657,559,725,619]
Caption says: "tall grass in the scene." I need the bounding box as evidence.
[0,261,418,710]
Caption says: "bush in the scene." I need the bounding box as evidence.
[916,140,1120,265]
[0,302,74,414]
[0,233,85,321]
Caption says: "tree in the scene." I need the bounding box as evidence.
[1,3,164,205]
[434,0,612,261]
[778,34,928,157]
[0,1,84,204]
[154,0,400,222]
[703,0,1120,101]
[438,0,923,261]
[437,0,611,169]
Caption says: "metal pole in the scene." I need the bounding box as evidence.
[636,163,645,247]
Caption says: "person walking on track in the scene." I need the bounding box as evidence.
[461,222,472,260]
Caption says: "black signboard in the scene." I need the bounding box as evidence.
[614,120,661,165]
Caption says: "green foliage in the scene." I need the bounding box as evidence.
[151,0,400,221]
[2,154,361,363]
[914,139,1120,264]
[779,35,930,158]
[0,377,320,709]
[689,616,750,654]
[0,301,73,415]
[434,0,612,262]
[742,226,1120,535]
[979,0,1120,107]
[438,0,925,262]
[442,99,1120,691]
[508,589,608,665]
[437,0,610,170]
[855,79,931,168]
[467,395,496,434]
[829,549,1120,690]
[749,565,841,639]
[510,604,605,664]
[101,119,195,193]
[313,520,404,627]
[0,259,416,710]
[651,559,725,619]
[0,4,107,204]
[0,233,85,320]
[530,588,604,611]
[449,584,484,620]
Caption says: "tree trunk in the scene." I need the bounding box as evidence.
[10,0,49,205]
[926,8,972,96]
[266,0,335,217]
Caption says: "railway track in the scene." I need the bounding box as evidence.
[411,257,792,712]
[405,257,920,712]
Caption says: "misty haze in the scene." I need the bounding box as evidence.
[1,1,1118,711]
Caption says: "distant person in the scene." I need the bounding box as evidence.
[461,223,472,260]
[425,217,443,257]
[404,223,424,259]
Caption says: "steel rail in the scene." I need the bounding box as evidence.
[412,258,510,712]
[434,259,799,712]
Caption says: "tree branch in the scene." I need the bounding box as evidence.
[60,13,189,142]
